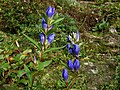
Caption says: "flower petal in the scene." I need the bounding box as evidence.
[46,6,55,18]
[62,69,68,81]
[42,18,48,29]
[73,59,80,70]
[40,32,45,44]
[67,60,74,70]
[73,44,80,56]
[47,33,55,44]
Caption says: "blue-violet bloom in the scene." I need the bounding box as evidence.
[42,18,48,29]
[66,44,73,54]
[67,60,74,70]
[73,59,80,71]
[62,69,68,81]
[47,33,55,44]
[40,32,45,45]
[73,44,80,56]
[66,44,71,49]
[46,6,55,18]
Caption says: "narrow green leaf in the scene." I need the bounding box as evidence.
[44,45,66,54]
[24,64,30,73]
[52,18,64,25]
[24,64,32,87]
[19,79,28,85]
[23,34,41,51]
[60,60,67,67]
[17,70,26,78]
[38,60,52,71]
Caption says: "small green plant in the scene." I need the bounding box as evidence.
[62,31,81,90]
[92,20,109,31]
[24,6,64,61]
[21,6,65,89]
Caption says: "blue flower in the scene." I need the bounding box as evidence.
[66,44,73,54]
[73,59,80,71]
[42,18,48,29]
[46,6,55,18]
[66,44,71,49]
[66,44,80,56]
[40,32,45,45]
[73,44,80,56]
[47,33,55,44]
[62,69,68,81]
[67,60,74,70]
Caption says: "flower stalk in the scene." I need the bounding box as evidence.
[39,6,55,61]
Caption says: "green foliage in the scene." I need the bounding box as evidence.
[59,14,78,34]
[0,0,120,89]
[0,0,42,33]
[92,20,109,31]
[23,34,42,51]
[37,60,52,71]
[44,45,66,54]
[91,2,120,33]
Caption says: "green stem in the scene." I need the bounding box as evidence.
[40,45,44,61]
[68,72,78,90]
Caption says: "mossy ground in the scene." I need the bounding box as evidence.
[0,0,120,90]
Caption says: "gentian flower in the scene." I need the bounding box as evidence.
[42,18,48,29]
[66,44,73,54]
[62,69,68,81]
[73,59,80,71]
[66,44,71,49]
[47,33,55,44]
[67,60,74,70]
[72,44,80,56]
[67,31,80,44]
[46,6,55,18]
[40,32,45,45]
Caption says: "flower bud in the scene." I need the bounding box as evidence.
[66,44,73,54]
[40,32,45,45]
[46,6,55,18]
[73,59,80,71]
[67,60,74,70]
[42,18,48,29]
[62,69,68,81]
[73,44,80,56]
[47,33,55,44]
